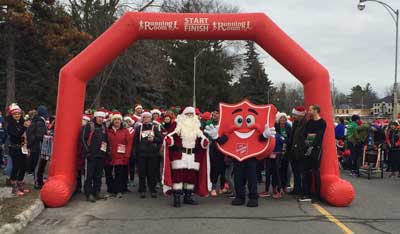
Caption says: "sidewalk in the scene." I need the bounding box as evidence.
[0,169,44,234]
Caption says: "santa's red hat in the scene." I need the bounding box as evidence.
[111,111,123,121]
[94,108,107,118]
[8,103,22,115]
[82,114,91,121]
[134,104,143,110]
[292,106,306,116]
[151,109,161,116]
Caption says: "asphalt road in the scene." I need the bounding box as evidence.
[18,173,400,234]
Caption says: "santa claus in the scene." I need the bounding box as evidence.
[163,107,210,207]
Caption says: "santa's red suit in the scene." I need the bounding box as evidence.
[162,107,211,207]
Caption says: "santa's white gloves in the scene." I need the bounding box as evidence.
[204,124,219,140]
[263,125,276,138]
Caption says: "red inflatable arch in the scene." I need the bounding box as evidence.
[41,12,355,207]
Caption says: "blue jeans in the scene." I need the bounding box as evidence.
[5,155,12,177]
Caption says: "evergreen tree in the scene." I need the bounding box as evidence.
[235,41,273,104]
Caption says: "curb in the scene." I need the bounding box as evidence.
[0,199,45,234]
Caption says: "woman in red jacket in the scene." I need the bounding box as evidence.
[107,112,131,198]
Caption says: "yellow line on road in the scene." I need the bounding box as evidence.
[313,204,355,234]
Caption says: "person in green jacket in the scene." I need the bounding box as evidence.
[346,115,360,140]
[348,122,370,176]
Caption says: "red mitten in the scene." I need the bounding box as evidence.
[165,136,172,146]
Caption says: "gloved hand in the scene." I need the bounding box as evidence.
[165,136,173,146]
[262,125,276,138]
[305,146,314,157]
[204,124,219,140]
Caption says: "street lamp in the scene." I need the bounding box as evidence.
[193,47,210,109]
[357,0,399,120]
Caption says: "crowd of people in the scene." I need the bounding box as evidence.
[0,102,328,207]
[335,114,400,178]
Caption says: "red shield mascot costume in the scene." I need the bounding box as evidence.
[204,100,277,207]
[163,107,210,207]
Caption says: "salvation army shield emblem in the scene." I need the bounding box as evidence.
[216,100,277,161]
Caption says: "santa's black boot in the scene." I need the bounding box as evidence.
[183,190,198,205]
[173,190,182,208]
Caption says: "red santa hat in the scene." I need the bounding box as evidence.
[134,104,143,110]
[201,112,211,121]
[124,116,135,124]
[141,112,152,118]
[292,106,306,116]
[181,106,195,115]
[151,109,161,116]
[8,103,22,115]
[82,114,91,122]
[94,108,107,118]
[275,112,288,123]
[111,111,123,121]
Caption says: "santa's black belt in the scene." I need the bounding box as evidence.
[181,147,196,154]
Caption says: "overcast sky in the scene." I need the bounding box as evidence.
[231,0,400,97]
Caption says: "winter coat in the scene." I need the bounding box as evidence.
[0,121,6,145]
[348,124,370,146]
[81,121,109,158]
[107,127,131,165]
[386,128,400,151]
[6,116,26,146]
[132,123,162,158]
[287,117,307,161]
[27,116,47,153]
[346,121,358,139]
[335,123,345,140]
[274,122,291,153]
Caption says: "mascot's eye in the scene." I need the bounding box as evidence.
[234,115,243,127]
[245,115,255,127]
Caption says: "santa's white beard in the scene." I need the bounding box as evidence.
[175,115,202,149]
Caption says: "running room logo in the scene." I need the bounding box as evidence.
[139,20,178,31]
[212,21,252,32]
[184,17,209,32]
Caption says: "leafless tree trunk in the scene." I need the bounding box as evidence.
[6,32,16,107]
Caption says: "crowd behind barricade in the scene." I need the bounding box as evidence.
[0,102,333,207]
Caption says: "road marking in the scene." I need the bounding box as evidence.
[313,204,355,234]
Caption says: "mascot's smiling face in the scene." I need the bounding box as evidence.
[217,100,277,161]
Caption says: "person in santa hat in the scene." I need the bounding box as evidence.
[124,116,137,188]
[133,104,144,126]
[132,112,162,198]
[106,112,131,198]
[287,106,307,197]
[6,103,30,196]
[163,107,210,207]
[81,108,110,202]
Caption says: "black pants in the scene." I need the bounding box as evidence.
[290,159,301,194]
[104,165,114,193]
[9,147,27,181]
[256,159,264,183]
[388,150,400,173]
[84,157,104,196]
[129,155,136,181]
[35,157,48,186]
[137,157,158,193]
[76,170,83,191]
[210,152,226,189]
[155,156,161,184]
[299,148,322,200]
[280,156,289,188]
[234,157,258,200]
[265,156,282,192]
[114,165,129,193]
[348,142,362,173]
[28,151,40,174]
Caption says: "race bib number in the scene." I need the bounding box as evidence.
[100,141,107,152]
[117,144,126,154]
